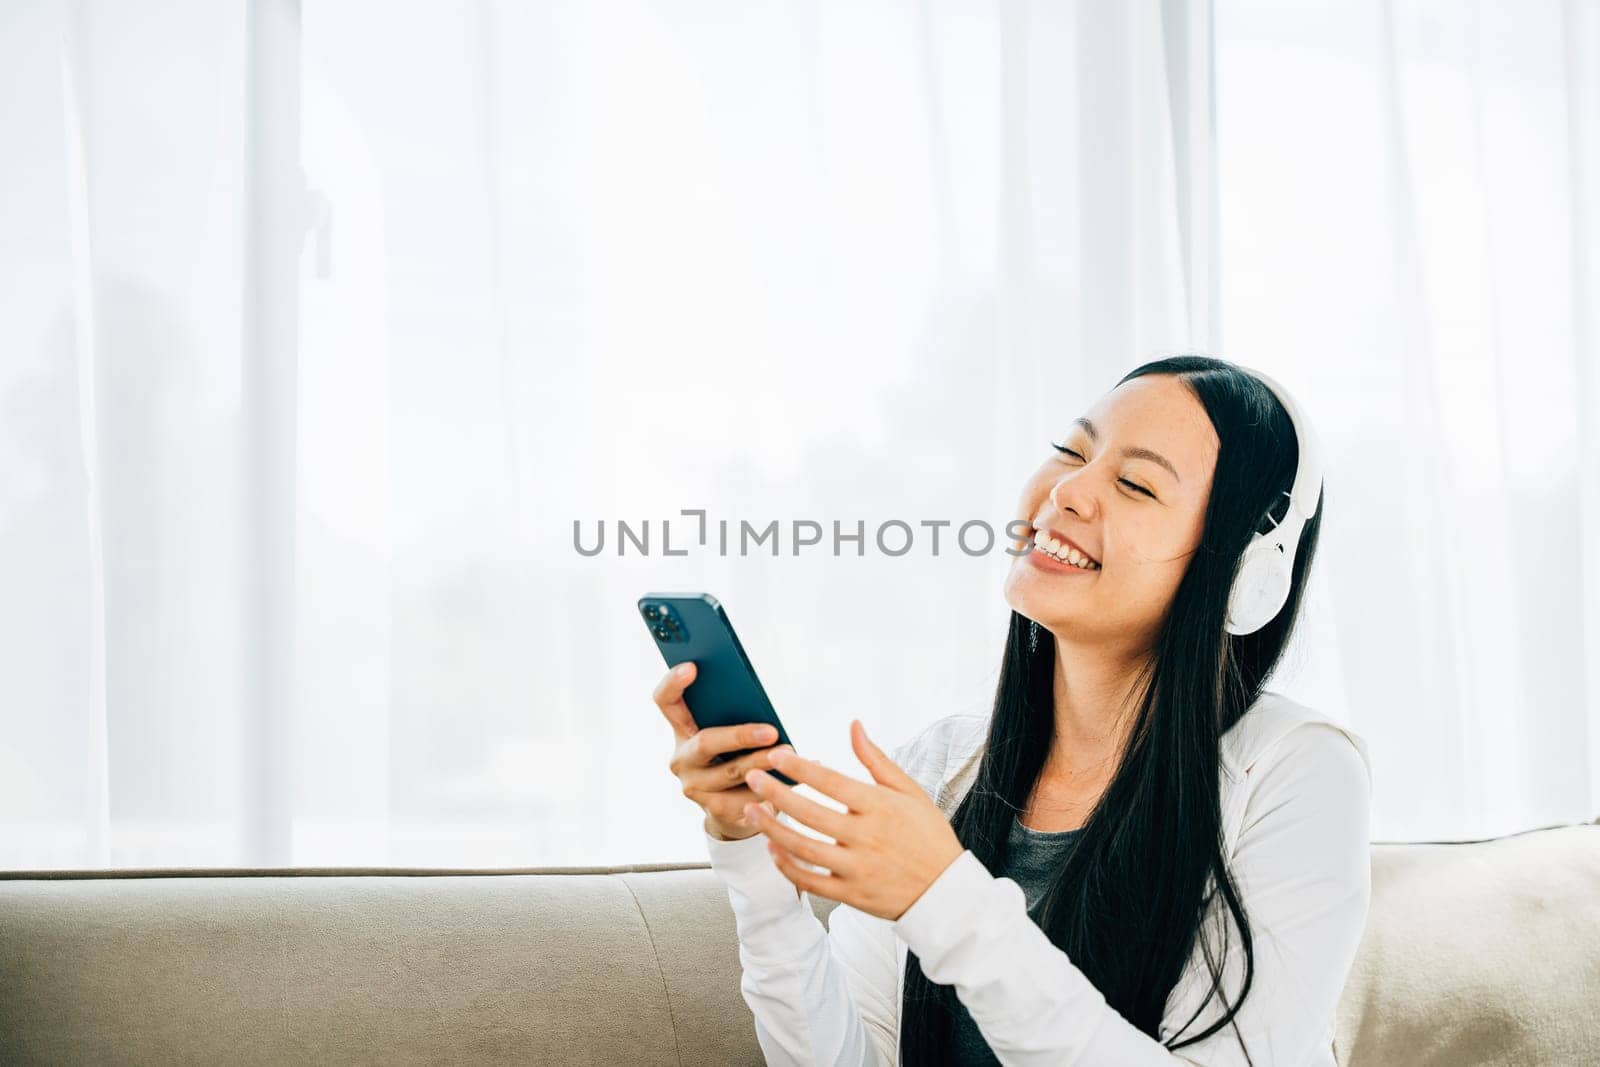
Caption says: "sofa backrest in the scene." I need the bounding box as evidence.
[1,826,1596,1065]
[0,860,791,1066]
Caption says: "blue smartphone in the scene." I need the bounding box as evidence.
[639,592,799,788]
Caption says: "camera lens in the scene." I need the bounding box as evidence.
[654,625,670,640]
[642,605,659,618]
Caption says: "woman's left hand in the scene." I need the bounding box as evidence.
[742,720,966,922]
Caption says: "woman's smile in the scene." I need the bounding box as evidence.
[1019,524,1101,575]
[1024,544,1100,575]
[1029,525,1101,569]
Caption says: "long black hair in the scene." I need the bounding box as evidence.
[899,356,1325,1064]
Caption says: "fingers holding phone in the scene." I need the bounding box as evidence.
[651,660,703,743]
[642,593,799,835]
[655,663,792,841]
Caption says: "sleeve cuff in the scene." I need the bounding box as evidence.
[704,824,805,914]
[890,849,996,960]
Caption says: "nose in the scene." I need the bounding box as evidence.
[1049,470,1099,521]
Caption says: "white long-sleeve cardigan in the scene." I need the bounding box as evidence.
[704,690,1373,1065]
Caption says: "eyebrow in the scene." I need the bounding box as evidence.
[1072,417,1182,483]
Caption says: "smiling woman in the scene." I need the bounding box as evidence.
[898,356,1337,1065]
[699,355,1370,1067]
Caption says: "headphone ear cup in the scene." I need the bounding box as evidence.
[1225,540,1293,636]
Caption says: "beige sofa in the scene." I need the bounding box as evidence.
[2,823,1597,1066]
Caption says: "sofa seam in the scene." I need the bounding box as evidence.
[0,862,716,880]
[619,873,685,1067]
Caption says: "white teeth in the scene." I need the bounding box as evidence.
[1030,528,1099,569]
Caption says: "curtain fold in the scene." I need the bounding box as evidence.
[58,0,110,867]
[1564,0,1600,821]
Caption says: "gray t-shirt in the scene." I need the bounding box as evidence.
[950,813,1082,1065]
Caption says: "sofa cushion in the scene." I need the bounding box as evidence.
[1335,825,1600,1065]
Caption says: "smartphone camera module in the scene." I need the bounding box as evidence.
[643,602,688,644]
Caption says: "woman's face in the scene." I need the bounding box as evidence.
[1004,374,1220,653]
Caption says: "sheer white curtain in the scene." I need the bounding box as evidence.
[1,0,1207,869]
[1,0,1593,872]
[1214,0,1600,840]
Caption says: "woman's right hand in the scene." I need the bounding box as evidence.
[655,661,793,841]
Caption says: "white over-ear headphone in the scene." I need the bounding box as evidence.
[1223,365,1324,636]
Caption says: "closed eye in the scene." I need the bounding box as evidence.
[1050,442,1156,498]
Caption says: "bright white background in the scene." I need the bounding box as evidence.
[1,0,1596,870]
